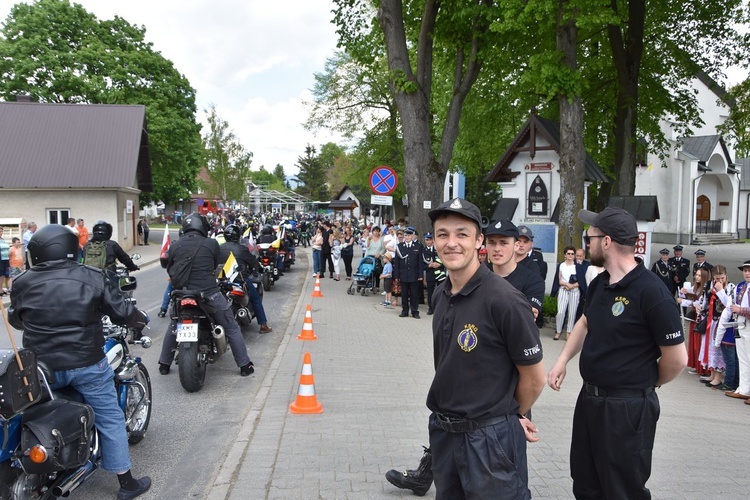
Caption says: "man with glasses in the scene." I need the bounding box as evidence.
[548,206,687,499]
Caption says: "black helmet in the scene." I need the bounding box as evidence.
[224,224,241,242]
[92,220,113,240]
[261,224,274,236]
[182,212,210,237]
[27,224,79,265]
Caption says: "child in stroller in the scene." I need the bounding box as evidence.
[348,255,377,296]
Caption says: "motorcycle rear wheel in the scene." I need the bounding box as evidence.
[178,341,206,393]
[126,363,152,444]
[262,273,271,291]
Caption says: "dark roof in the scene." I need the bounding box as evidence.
[695,70,737,109]
[608,196,660,221]
[485,114,609,184]
[490,198,519,221]
[680,134,736,173]
[329,199,358,209]
[0,101,152,191]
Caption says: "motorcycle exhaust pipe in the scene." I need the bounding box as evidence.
[51,460,97,497]
[236,307,248,319]
[213,325,227,355]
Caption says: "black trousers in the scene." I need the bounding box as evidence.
[342,253,354,277]
[426,280,437,312]
[401,280,420,314]
[571,387,660,500]
[320,250,334,276]
[429,413,530,499]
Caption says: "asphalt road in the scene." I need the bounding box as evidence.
[0,253,306,500]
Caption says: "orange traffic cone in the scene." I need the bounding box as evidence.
[311,275,323,298]
[289,352,323,414]
[297,304,317,340]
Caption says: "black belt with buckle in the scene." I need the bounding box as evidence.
[434,412,507,433]
[584,382,654,398]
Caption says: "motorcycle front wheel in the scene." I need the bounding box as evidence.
[262,273,271,291]
[178,342,206,393]
[125,363,152,444]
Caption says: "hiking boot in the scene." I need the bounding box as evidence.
[385,447,433,496]
[157,309,167,318]
[117,476,151,500]
[259,324,273,334]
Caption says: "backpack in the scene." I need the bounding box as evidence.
[83,241,108,269]
[167,238,205,290]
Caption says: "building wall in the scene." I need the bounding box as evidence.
[0,189,139,250]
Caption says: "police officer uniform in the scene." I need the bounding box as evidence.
[692,249,714,274]
[651,248,676,295]
[394,227,425,318]
[421,233,445,315]
[668,245,691,290]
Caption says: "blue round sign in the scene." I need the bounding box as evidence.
[369,166,398,195]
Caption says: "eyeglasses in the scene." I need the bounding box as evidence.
[583,235,606,245]
[565,252,575,256]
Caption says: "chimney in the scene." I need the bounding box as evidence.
[15,94,34,103]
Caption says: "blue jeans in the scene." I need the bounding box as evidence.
[312,249,321,275]
[161,281,173,312]
[50,358,130,473]
[721,343,739,390]
[244,278,267,325]
[159,291,251,368]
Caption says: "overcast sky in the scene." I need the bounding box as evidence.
[0,0,343,175]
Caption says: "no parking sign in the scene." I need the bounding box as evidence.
[369,166,398,196]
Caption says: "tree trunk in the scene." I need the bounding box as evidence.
[608,0,645,197]
[378,0,489,234]
[557,1,586,253]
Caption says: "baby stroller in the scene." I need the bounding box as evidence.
[348,256,377,296]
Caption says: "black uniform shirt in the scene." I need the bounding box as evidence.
[581,264,684,389]
[426,264,542,420]
[504,264,545,315]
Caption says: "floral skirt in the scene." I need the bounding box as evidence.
[392,279,401,297]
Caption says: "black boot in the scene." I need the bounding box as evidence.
[385,446,433,496]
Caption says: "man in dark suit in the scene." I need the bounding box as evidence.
[692,249,714,274]
[668,245,691,292]
[394,226,425,318]
[651,248,676,295]
[421,232,446,315]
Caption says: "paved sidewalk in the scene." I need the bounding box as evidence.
[208,249,750,500]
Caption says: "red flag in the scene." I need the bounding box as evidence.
[160,223,171,259]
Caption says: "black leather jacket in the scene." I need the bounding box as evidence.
[163,232,221,295]
[219,241,260,280]
[8,259,145,371]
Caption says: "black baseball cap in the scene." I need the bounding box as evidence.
[578,206,638,246]
[428,198,482,229]
[485,219,519,239]
[518,225,534,240]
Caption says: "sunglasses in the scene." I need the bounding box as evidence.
[583,235,606,245]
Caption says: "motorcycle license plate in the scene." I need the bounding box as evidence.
[176,323,199,342]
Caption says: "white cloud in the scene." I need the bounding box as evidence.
[0,0,344,174]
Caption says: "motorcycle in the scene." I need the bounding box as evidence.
[170,290,228,393]
[297,228,309,248]
[257,243,278,292]
[219,271,261,329]
[0,317,152,498]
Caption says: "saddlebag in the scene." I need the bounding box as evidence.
[0,348,42,416]
[21,399,94,473]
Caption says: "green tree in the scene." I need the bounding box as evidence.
[201,105,252,204]
[272,164,286,184]
[294,145,330,201]
[0,0,203,204]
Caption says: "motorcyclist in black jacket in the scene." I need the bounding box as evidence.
[257,224,284,275]
[157,213,255,376]
[9,224,151,500]
[219,224,272,333]
[85,221,140,272]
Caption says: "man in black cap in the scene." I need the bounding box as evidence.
[393,226,425,318]
[668,245,690,293]
[651,248,676,295]
[548,206,687,499]
[421,232,445,315]
[692,249,713,274]
[516,225,547,283]
[388,198,545,498]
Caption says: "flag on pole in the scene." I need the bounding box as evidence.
[244,227,256,253]
[160,224,171,259]
[222,251,239,282]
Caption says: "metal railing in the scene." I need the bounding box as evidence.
[695,219,723,234]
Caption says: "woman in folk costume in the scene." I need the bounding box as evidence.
[699,265,732,388]
[679,268,711,376]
